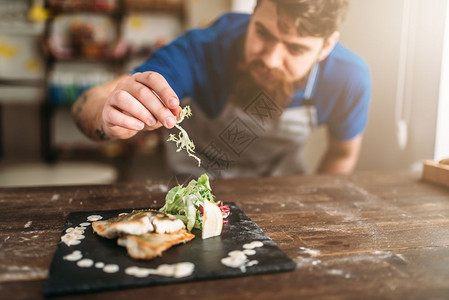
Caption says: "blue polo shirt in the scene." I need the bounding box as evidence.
[132,12,371,141]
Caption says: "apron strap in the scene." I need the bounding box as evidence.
[304,63,320,101]
[303,63,319,128]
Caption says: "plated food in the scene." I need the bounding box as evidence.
[92,174,229,260]
[117,229,195,260]
[92,210,186,238]
[92,209,195,260]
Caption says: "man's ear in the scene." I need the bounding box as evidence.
[318,31,340,62]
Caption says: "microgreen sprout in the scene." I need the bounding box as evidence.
[167,105,201,167]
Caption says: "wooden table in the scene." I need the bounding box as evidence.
[1,171,449,299]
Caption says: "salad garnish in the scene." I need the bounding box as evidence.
[160,174,229,238]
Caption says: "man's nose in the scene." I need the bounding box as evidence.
[261,42,284,69]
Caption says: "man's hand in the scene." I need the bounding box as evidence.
[72,71,181,141]
[102,72,181,139]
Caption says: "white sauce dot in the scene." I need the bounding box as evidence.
[247,260,258,267]
[87,215,103,222]
[95,262,105,268]
[125,263,194,278]
[243,249,256,256]
[157,264,174,277]
[252,241,264,247]
[135,270,152,278]
[228,250,246,258]
[221,253,247,268]
[68,239,81,246]
[243,241,264,249]
[174,262,195,278]
[61,225,86,246]
[79,222,91,227]
[125,266,139,275]
[103,264,119,273]
[125,267,154,278]
[62,233,76,240]
[222,241,263,271]
[63,250,82,261]
[61,233,83,246]
[77,259,94,268]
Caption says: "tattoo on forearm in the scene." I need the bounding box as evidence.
[95,126,109,141]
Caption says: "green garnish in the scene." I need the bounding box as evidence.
[167,105,201,167]
[160,174,217,231]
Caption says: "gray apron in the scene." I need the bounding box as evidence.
[163,65,319,179]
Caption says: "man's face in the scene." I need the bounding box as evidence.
[244,0,327,90]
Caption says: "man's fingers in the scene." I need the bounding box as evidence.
[124,80,177,129]
[132,72,180,110]
[171,106,182,119]
[109,89,158,127]
[103,105,145,131]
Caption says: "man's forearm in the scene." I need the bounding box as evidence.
[317,134,363,175]
[72,75,127,141]
[72,88,110,141]
[317,151,357,174]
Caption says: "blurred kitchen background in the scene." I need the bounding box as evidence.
[0,0,448,186]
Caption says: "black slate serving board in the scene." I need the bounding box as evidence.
[44,202,296,296]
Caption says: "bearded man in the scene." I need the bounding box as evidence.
[72,0,371,178]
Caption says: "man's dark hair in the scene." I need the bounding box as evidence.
[255,0,349,38]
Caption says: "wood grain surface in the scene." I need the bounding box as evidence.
[1,171,449,299]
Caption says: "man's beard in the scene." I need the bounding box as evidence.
[230,60,306,110]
